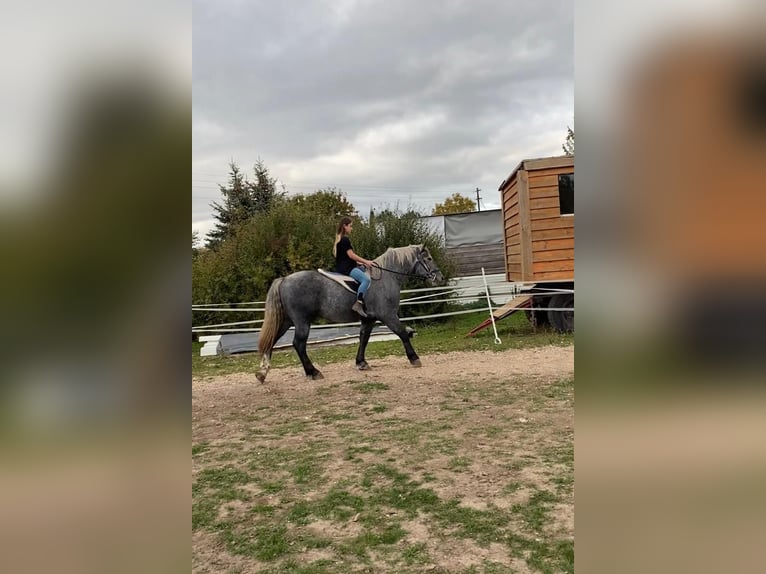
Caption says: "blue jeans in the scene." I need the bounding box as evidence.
[349,267,370,297]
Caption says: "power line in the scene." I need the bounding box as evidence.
[191,173,478,193]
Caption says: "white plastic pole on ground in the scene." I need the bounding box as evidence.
[481,267,502,345]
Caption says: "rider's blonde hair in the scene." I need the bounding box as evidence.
[333,216,353,257]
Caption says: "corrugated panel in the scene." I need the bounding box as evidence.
[447,244,505,277]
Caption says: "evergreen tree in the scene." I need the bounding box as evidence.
[250,158,282,214]
[205,160,282,249]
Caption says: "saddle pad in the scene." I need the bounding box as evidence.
[318,269,358,294]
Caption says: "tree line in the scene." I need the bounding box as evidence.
[192,161,452,327]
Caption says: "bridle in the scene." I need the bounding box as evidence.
[370,249,438,281]
[412,252,438,281]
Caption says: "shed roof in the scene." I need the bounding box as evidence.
[497,155,574,191]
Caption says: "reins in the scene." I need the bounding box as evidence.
[369,258,435,281]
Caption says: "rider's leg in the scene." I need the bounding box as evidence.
[349,267,371,316]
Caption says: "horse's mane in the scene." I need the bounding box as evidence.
[374,245,418,269]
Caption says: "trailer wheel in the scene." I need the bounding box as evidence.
[547,293,574,333]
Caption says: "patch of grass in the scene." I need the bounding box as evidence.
[192,442,209,456]
[215,450,238,462]
[287,487,366,525]
[377,420,459,460]
[370,404,387,413]
[434,500,510,545]
[192,312,572,378]
[543,442,574,467]
[193,465,254,529]
[402,542,430,565]
[503,458,527,472]
[251,504,276,516]
[367,462,409,483]
[512,489,559,532]
[275,419,314,436]
[370,483,441,516]
[195,452,573,571]
[292,461,323,485]
[315,488,366,520]
[192,498,218,530]
[448,456,472,471]
[543,376,575,400]
[313,384,338,396]
[248,444,330,479]
[261,559,336,574]
[344,444,388,461]
[352,381,390,393]
[286,502,313,526]
[507,533,574,574]
[258,480,285,494]
[552,474,574,494]
[219,523,290,560]
[382,420,439,445]
[320,412,356,423]
[481,425,505,438]
[458,562,518,574]
[194,466,251,492]
[503,481,523,495]
[339,524,408,558]
[296,535,333,550]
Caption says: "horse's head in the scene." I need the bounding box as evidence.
[413,245,444,286]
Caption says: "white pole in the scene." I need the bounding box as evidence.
[481,267,502,345]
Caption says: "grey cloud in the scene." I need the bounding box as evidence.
[193,0,573,218]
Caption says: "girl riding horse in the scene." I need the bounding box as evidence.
[333,216,374,317]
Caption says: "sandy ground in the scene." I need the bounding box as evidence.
[193,345,574,573]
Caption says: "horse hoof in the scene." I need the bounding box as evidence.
[410,359,422,367]
[256,373,266,383]
[357,362,370,371]
[309,371,324,380]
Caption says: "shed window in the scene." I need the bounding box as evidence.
[558,173,574,215]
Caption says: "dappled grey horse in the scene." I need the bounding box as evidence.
[256,245,443,383]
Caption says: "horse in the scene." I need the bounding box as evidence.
[255,244,444,383]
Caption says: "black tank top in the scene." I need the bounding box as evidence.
[335,236,355,275]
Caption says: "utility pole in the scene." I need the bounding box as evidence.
[475,187,482,211]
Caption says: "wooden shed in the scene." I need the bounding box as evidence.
[499,155,574,283]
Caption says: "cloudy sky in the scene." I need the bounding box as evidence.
[192,0,573,239]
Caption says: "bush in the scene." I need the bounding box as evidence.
[192,199,455,326]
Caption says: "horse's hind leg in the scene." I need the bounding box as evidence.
[293,322,323,380]
[256,320,291,383]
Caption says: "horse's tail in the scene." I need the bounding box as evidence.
[256,278,284,383]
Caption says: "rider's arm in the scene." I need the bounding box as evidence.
[346,249,372,268]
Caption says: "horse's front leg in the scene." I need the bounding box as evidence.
[355,318,376,370]
[380,315,421,367]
